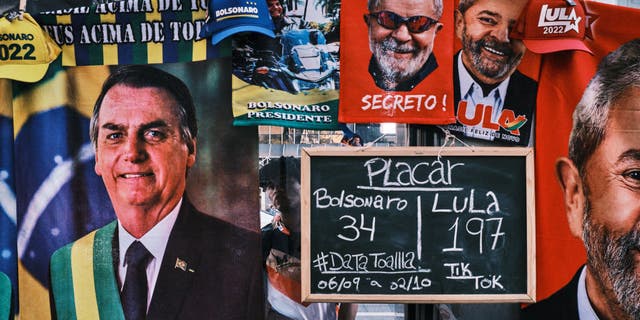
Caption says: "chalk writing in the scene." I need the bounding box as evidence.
[363,158,464,187]
[337,214,376,242]
[314,188,408,211]
[305,149,532,300]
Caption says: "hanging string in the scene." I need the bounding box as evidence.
[436,126,475,161]
[16,0,26,19]
[259,141,274,169]
[360,133,386,150]
[259,157,271,169]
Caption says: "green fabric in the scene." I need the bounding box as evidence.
[33,1,226,66]
[76,11,105,65]
[50,243,78,320]
[93,221,125,320]
[0,272,11,320]
[124,11,148,65]
[50,221,124,320]
[233,99,340,129]
[174,8,194,62]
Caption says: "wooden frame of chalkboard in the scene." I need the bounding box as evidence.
[301,147,535,303]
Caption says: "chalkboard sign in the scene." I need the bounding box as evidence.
[301,147,535,303]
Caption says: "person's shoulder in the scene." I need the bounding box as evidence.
[505,69,537,108]
[521,292,569,319]
[282,15,301,27]
[510,68,537,89]
[190,207,234,228]
[189,207,259,241]
[51,240,75,262]
[521,268,582,320]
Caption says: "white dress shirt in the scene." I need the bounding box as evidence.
[457,52,510,141]
[117,198,182,312]
[577,266,600,320]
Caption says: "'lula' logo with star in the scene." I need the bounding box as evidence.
[537,4,582,33]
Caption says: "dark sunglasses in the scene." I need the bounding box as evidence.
[366,11,439,33]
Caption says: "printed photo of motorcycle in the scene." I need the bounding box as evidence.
[232,0,340,94]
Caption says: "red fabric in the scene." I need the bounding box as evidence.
[338,0,456,124]
[510,0,592,54]
[535,0,640,301]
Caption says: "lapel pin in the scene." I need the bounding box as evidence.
[175,257,188,271]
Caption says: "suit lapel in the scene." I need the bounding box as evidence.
[504,71,528,111]
[146,201,203,319]
[504,70,536,146]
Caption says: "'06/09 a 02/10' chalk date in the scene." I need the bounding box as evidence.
[316,275,433,293]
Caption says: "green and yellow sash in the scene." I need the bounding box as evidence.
[50,221,125,320]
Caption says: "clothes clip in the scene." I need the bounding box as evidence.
[3,9,24,21]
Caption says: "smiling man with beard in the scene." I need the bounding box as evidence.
[446,0,536,146]
[522,39,640,320]
[364,0,443,92]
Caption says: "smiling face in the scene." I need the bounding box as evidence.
[456,0,527,85]
[367,0,442,85]
[94,85,196,228]
[580,87,640,319]
[267,0,283,19]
